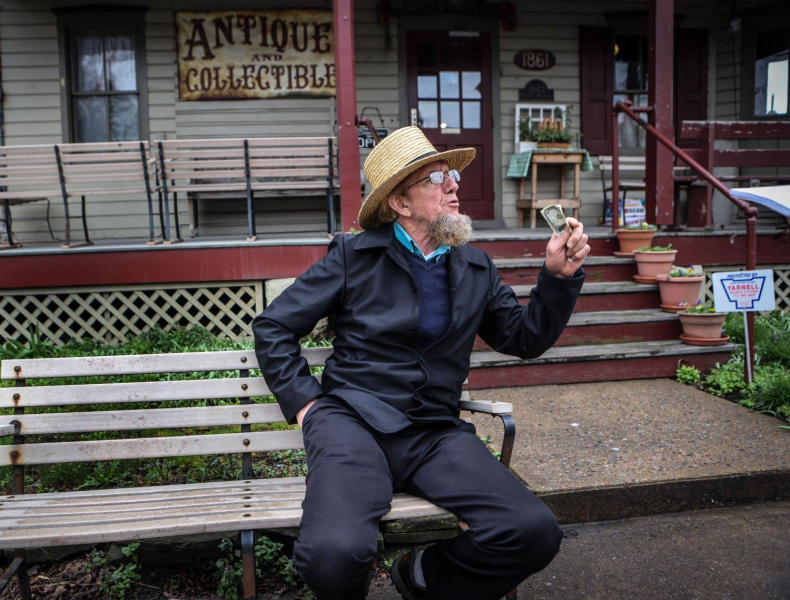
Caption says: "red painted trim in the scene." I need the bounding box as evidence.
[466,351,731,389]
[500,264,637,286]
[333,0,363,232]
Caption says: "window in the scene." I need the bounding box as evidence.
[56,8,148,142]
[753,30,788,117]
[613,34,648,149]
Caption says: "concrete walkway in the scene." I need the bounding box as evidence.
[368,500,790,600]
[469,378,790,523]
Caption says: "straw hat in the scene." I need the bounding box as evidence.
[358,126,476,230]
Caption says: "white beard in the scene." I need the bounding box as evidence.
[428,212,474,247]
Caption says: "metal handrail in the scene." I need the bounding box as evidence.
[611,99,757,380]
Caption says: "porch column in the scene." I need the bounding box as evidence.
[333,0,362,232]
[646,0,675,225]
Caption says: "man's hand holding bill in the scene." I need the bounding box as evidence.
[545,216,590,278]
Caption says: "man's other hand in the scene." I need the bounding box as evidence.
[545,217,590,278]
[296,399,318,427]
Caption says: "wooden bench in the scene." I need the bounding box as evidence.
[678,121,790,227]
[0,141,157,249]
[0,349,515,600]
[156,137,340,243]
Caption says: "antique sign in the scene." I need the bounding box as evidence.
[519,79,554,101]
[358,127,389,149]
[176,10,335,100]
[713,270,776,312]
[514,49,556,71]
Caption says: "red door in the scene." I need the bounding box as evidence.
[406,31,494,221]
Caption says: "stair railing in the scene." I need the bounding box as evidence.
[611,99,758,381]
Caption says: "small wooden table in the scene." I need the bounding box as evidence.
[516,150,584,228]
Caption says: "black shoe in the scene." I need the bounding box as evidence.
[390,550,429,600]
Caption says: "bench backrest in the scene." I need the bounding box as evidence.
[0,349,471,475]
[156,137,338,195]
[680,121,790,169]
[597,155,647,172]
[0,144,61,201]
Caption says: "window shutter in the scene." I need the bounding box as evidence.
[579,26,614,156]
[675,29,708,149]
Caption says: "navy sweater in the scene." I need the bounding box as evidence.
[403,249,451,347]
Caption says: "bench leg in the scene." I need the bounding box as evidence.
[0,554,32,600]
[246,190,257,242]
[81,195,93,246]
[241,530,257,600]
[1,199,21,249]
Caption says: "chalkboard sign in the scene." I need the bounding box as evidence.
[514,49,556,71]
[358,127,389,149]
[519,79,554,101]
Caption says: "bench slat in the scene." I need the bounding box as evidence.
[162,147,332,160]
[13,403,288,435]
[1,348,334,379]
[0,189,61,200]
[59,153,151,164]
[458,399,512,414]
[0,489,442,549]
[167,182,330,192]
[0,430,305,466]
[63,173,145,184]
[0,377,278,408]
[159,137,334,149]
[162,168,330,180]
[165,158,335,169]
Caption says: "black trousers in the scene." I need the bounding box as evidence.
[295,396,564,600]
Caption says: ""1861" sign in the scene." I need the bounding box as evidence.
[514,49,556,71]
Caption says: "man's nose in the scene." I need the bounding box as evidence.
[445,175,459,192]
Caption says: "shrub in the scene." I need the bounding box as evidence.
[676,364,701,385]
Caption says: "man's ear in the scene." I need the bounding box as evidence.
[387,194,411,218]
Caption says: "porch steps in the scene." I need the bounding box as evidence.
[472,309,682,350]
[514,280,661,312]
[494,255,637,285]
[466,340,735,389]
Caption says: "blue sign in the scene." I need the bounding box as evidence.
[713,270,776,312]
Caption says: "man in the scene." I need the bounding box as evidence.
[252,126,589,600]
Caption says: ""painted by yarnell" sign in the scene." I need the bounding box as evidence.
[176,10,335,101]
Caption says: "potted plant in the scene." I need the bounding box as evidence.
[532,116,573,149]
[655,265,706,313]
[518,120,538,153]
[677,300,730,346]
[614,222,657,257]
[632,243,677,283]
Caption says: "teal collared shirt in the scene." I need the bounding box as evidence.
[393,221,451,262]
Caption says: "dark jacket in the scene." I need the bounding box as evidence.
[252,222,585,433]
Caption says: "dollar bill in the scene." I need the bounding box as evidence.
[540,204,567,237]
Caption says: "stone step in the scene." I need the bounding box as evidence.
[514,280,661,312]
[466,339,734,389]
[494,256,637,286]
[473,309,683,350]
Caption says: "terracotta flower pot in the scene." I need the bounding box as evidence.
[633,250,678,283]
[615,229,656,256]
[678,312,728,341]
[537,142,571,149]
[655,273,705,313]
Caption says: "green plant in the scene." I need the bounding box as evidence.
[518,119,535,142]
[668,264,701,277]
[255,535,301,588]
[216,538,244,599]
[531,127,573,144]
[0,324,54,360]
[625,222,657,230]
[682,300,719,314]
[676,364,701,385]
[84,542,141,600]
[704,361,746,397]
[635,243,674,252]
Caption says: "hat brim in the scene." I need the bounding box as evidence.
[358,146,476,230]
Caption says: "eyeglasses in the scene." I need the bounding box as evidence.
[405,169,461,190]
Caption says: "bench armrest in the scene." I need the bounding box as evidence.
[459,400,516,469]
[0,423,18,437]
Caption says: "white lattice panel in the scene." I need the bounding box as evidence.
[703,266,790,313]
[0,281,264,346]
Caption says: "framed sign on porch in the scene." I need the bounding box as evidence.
[515,103,566,148]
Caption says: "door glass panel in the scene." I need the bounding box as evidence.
[75,96,108,142]
[417,41,436,68]
[462,72,481,99]
[418,75,437,99]
[463,101,481,129]
[106,35,137,91]
[439,71,459,99]
[754,30,788,116]
[418,101,438,128]
[74,35,105,92]
[440,101,460,129]
[110,95,139,141]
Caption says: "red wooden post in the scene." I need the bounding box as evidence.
[646,0,675,225]
[611,105,620,233]
[333,0,362,233]
[687,122,715,227]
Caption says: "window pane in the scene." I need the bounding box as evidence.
[418,75,437,99]
[614,35,644,92]
[110,95,139,141]
[74,35,105,92]
[440,101,460,129]
[418,101,438,128]
[462,101,480,129]
[417,41,435,68]
[754,32,788,116]
[106,35,137,91]
[75,96,108,142]
[462,71,481,99]
[439,71,459,99]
